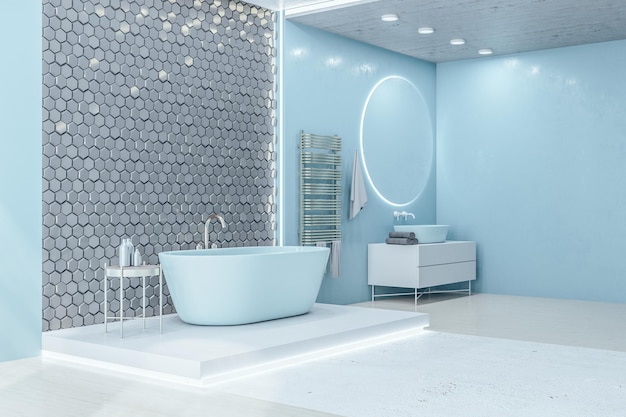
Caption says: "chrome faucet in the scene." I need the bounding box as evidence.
[204,213,226,249]
[393,211,415,221]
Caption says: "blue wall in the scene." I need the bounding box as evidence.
[7,7,626,365]
[282,21,437,304]
[0,1,42,361]
[437,40,626,303]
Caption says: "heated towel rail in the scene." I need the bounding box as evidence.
[299,131,342,245]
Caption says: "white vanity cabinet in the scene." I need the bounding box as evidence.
[368,241,476,303]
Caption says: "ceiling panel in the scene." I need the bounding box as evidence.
[252,0,626,62]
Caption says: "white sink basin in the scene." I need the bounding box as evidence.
[393,225,449,243]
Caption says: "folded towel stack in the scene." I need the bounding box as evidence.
[389,231,416,239]
[386,231,418,245]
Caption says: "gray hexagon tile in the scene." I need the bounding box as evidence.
[42,0,276,332]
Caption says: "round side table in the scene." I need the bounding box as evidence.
[103,264,162,338]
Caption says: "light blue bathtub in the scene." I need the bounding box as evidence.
[158,246,330,325]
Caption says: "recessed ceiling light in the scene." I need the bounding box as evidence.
[417,27,435,35]
[381,14,398,22]
[478,48,493,55]
[450,38,466,45]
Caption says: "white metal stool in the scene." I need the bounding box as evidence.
[103,264,162,338]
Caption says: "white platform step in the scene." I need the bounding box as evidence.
[43,303,429,386]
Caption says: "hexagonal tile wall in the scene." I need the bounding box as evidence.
[42,0,276,331]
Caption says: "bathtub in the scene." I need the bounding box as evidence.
[158,246,330,325]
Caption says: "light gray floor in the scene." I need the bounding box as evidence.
[355,292,626,351]
[3,294,626,416]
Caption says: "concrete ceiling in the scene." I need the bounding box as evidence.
[250,0,626,63]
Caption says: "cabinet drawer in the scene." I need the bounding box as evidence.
[417,261,476,288]
[368,244,417,287]
[418,241,475,266]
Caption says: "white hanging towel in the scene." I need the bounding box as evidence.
[330,240,341,278]
[316,241,329,273]
[350,150,368,219]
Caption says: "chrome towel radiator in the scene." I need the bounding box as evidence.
[299,131,342,245]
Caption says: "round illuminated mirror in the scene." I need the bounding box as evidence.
[360,76,433,206]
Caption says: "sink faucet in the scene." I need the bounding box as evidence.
[204,213,226,249]
[393,211,415,221]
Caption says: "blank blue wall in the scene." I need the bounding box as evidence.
[282,21,437,304]
[0,1,42,361]
[437,40,626,302]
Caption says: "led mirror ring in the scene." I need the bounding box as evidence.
[359,76,434,207]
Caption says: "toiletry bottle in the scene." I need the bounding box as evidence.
[127,238,135,266]
[118,238,129,266]
[133,248,142,266]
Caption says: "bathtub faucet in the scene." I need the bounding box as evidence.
[204,213,226,249]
